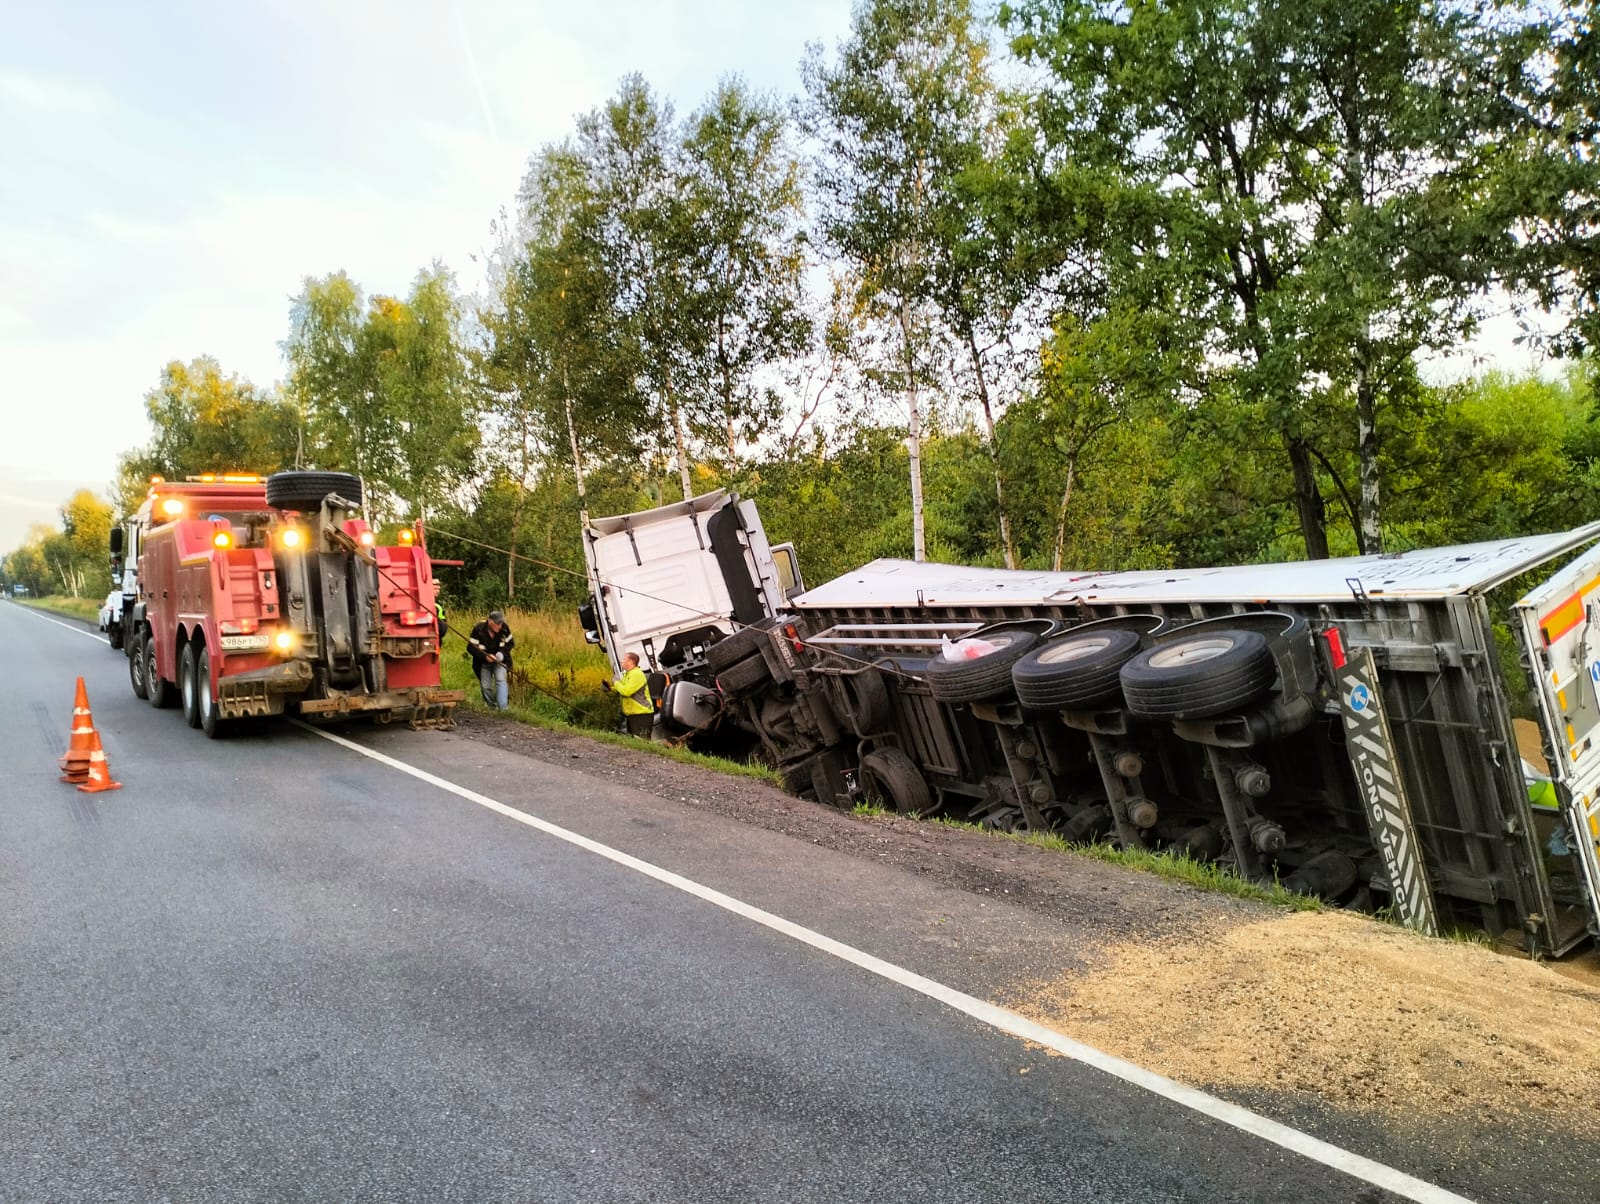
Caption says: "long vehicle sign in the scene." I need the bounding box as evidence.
[1336,646,1439,935]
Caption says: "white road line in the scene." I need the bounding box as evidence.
[301,721,1479,1204]
[7,603,108,642]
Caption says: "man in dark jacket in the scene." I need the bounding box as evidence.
[468,610,514,710]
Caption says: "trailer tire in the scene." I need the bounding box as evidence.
[147,639,177,709]
[180,643,202,728]
[705,625,766,674]
[129,629,148,700]
[265,470,363,512]
[837,663,891,736]
[1012,629,1142,710]
[198,647,227,738]
[1120,629,1276,718]
[923,629,1041,703]
[861,747,933,817]
[108,621,124,651]
[716,653,771,694]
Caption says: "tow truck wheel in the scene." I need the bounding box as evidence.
[129,629,148,700]
[146,640,177,709]
[198,648,227,739]
[180,643,202,728]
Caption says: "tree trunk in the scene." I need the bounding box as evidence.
[562,360,589,527]
[1286,435,1330,560]
[899,301,926,562]
[664,363,693,502]
[1051,457,1077,572]
[1354,339,1382,555]
[966,329,1016,569]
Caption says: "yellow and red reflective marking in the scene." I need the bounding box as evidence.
[1539,574,1600,644]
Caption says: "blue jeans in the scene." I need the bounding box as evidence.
[478,663,508,710]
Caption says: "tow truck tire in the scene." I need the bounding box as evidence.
[129,629,148,700]
[180,643,202,728]
[108,621,124,651]
[716,652,771,694]
[923,629,1041,704]
[705,626,765,673]
[146,639,177,709]
[861,747,934,817]
[1120,629,1277,718]
[198,647,227,739]
[1012,629,1143,710]
[265,470,363,512]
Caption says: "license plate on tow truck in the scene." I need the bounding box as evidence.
[220,634,269,651]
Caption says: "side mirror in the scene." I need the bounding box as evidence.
[577,599,600,645]
[109,528,124,557]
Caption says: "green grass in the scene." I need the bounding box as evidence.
[441,606,781,786]
[18,595,101,622]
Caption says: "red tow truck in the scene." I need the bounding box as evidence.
[112,470,463,736]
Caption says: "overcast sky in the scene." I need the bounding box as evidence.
[0,0,1550,556]
[0,0,854,552]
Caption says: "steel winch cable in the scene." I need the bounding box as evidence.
[421,524,930,683]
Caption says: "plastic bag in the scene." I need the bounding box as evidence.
[940,635,999,661]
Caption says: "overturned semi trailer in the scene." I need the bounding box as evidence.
[699,522,1600,957]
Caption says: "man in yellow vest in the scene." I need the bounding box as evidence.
[603,651,653,738]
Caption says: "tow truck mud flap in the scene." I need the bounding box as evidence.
[1514,546,1600,940]
[1335,646,1439,936]
[219,660,314,718]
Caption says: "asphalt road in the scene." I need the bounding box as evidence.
[0,600,1482,1203]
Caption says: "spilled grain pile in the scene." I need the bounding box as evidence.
[1008,910,1600,1123]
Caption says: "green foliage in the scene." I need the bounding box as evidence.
[284,267,479,520]
[95,7,1600,640]
[0,490,116,599]
[117,357,300,509]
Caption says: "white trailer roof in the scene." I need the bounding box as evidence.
[793,522,1600,610]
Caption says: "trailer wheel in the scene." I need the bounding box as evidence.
[265,470,363,512]
[861,747,933,817]
[129,629,148,700]
[1119,629,1276,718]
[180,643,202,728]
[108,621,124,651]
[837,663,891,736]
[146,639,177,709]
[923,629,1041,703]
[198,647,228,739]
[1012,629,1143,710]
[716,653,771,694]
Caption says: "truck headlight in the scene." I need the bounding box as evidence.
[273,630,297,653]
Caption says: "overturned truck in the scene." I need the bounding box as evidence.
[583,491,1600,956]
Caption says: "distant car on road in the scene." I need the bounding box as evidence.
[98,588,122,643]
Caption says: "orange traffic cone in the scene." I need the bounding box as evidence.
[59,676,97,784]
[76,729,122,794]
